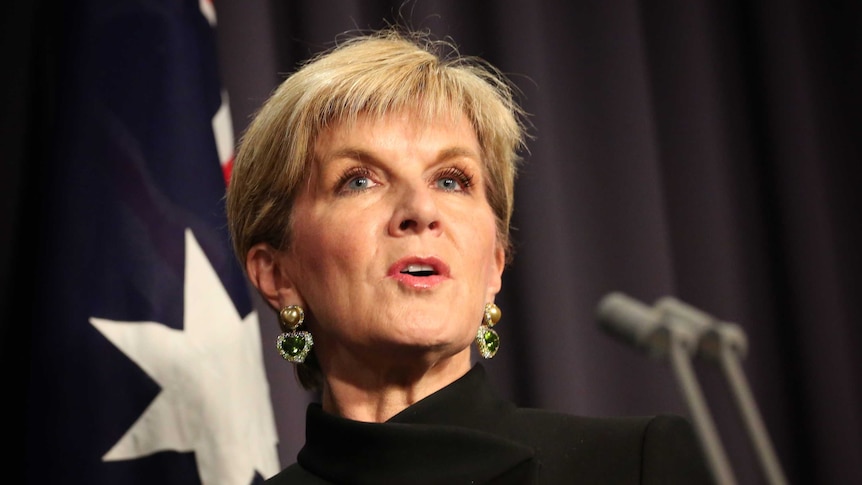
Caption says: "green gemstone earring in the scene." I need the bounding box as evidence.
[476,302,502,359]
[276,305,313,364]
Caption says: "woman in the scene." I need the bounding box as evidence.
[226,28,713,484]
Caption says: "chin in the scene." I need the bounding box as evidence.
[389,332,474,357]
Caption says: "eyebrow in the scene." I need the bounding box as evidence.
[322,146,481,164]
[436,146,482,161]
[322,148,373,164]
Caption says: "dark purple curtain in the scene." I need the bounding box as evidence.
[7,0,861,483]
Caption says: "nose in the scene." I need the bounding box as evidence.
[388,184,441,236]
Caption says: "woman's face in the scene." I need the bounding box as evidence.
[280,110,505,367]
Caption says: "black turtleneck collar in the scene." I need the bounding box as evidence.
[296,364,536,484]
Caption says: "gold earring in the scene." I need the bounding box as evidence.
[276,305,313,364]
[476,302,501,359]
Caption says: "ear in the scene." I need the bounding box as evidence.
[245,242,302,310]
[485,245,506,302]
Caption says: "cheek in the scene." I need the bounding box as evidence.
[291,213,374,276]
[463,216,502,277]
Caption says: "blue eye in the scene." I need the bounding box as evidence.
[337,167,376,194]
[346,176,372,190]
[437,177,462,191]
[436,168,473,192]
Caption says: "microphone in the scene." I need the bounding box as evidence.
[654,297,788,485]
[596,292,702,357]
[596,292,738,485]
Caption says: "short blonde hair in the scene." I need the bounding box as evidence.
[226,28,528,389]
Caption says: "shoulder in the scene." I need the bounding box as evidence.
[503,406,683,442]
[639,414,715,484]
[265,462,331,485]
[499,409,713,484]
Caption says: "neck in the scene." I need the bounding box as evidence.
[320,348,472,422]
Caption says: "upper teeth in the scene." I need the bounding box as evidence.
[402,264,434,274]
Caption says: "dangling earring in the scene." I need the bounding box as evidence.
[476,302,502,359]
[276,305,313,364]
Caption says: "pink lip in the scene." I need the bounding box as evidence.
[387,256,450,289]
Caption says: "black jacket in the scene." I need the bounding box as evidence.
[266,364,714,484]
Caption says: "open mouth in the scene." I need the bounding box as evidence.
[400,264,437,277]
[388,257,449,287]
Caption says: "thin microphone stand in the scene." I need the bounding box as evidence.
[659,298,789,485]
[661,316,739,485]
[597,293,738,485]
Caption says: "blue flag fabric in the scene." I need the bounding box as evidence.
[25,0,280,483]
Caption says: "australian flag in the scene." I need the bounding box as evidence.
[24,0,280,483]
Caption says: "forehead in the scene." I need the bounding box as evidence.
[313,110,480,161]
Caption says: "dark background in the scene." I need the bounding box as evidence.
[6,1,862,483]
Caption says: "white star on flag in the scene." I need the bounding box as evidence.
[91,229,280,484]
